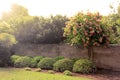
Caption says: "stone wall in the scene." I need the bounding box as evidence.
[93,45,120,71]
[13,43,120,71]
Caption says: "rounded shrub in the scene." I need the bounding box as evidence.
[33,56,44,63]
[10,55,21,64]
[30,56,44,68]
[73,59,96,74]
[63,70,72,76]
[14,56,32,68]
[37,57,55,69]
[30,59,37,68]
[53,58,74,72]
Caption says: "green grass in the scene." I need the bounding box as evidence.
[0,68,91,80]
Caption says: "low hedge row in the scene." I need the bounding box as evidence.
[10,55,96,73]
[11,55,44,68]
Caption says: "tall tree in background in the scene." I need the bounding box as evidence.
[1,3,29,34]
[108,3,120,43]
[2,3,29,21]
[0,21,14,34]
[35,15,68,43]
[14,16,40,43]
[1,4,68,44]
[0,33,17,66]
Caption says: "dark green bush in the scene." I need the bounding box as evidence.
[53,58,74,72]
[33,56,44,63]
[37,57,55,69]
[10,55,21,64]
[54,56,64,61]
[30,59,37,68]
[14,56,32,68]
[63,70,72,76]
[30,56,44,68]
[73,59,96,74]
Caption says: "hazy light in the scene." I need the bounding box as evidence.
[0,0,119,17]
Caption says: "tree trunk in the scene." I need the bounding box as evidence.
[88,46,94,61]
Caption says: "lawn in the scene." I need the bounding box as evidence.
[0,68,91,80]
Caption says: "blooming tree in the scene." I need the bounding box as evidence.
[63,12,111,60]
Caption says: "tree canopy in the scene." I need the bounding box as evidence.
[63,12,112,60]
[0,33,17,48]
[0,4,68,44]
[108,4,120,44]
[2,3,29,21]
[63,12,111,47]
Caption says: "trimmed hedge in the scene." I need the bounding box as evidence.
[14,56,32,68]
[37,57,55,69]
[10,55,97,74]
[10,55,21,65]
[73,59,96,73]
[30,56,44,67]
[33,56,44,63]
[53,58,74,72]
[30,59,37,68]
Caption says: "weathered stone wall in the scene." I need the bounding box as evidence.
[13,43,120,71]
[93,45,120,71]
